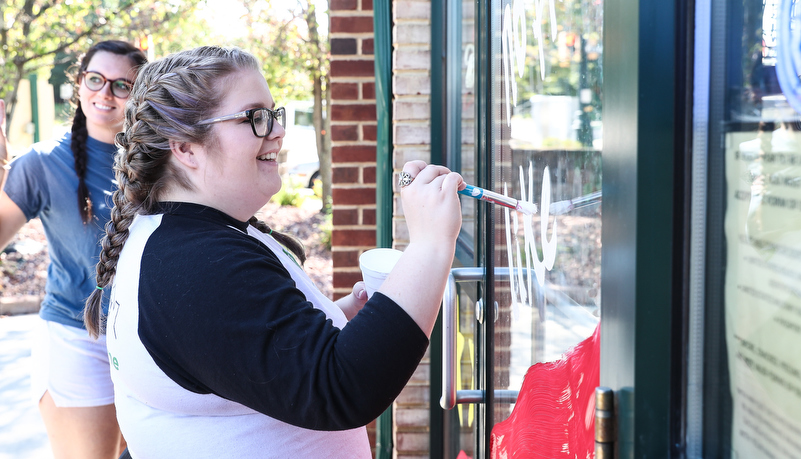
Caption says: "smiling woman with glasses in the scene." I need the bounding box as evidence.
[85,46,464,459]
[0,39,146,459]
[197,106,286,137]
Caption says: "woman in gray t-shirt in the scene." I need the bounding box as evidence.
[0,40,146,459]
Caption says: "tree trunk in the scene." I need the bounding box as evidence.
[305,3,332,214]
[323,72,331,211]
[5,65,25,142]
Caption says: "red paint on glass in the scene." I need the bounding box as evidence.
[490,323,600,459]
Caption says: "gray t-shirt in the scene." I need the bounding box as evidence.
[5,133,115,329]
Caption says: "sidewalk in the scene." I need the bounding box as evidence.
[0,313,53,459]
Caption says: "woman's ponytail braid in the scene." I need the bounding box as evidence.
[248,216,307,265]
[71,107,93,224]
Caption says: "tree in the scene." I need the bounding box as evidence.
[239,0,332,213]
[305,3,332,213]
[0,0,207,136]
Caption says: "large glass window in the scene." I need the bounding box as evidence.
[488,0,603,431]
[705,0,801,456]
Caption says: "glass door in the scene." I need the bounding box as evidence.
[439,0,697,455]
[486,0,603,452]
[443,0,605,457]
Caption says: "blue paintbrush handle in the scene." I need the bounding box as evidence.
[458,184,518,210]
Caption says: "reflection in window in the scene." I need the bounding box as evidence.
[491,0,604,403]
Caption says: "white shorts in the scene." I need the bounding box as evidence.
[31,318,114,408]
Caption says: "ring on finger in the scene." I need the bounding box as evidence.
[398,171,414,188]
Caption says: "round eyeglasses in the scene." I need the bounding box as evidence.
[197,107,286,138]
[81,71,134,99]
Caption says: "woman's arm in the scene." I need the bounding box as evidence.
[374,162,465,337]
[0,100,27,250]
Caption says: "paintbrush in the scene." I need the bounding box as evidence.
[458,184,539,215]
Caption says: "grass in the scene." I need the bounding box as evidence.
[319,212,332,251]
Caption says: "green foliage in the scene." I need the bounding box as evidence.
[0,0,208,127]
[232,0,328,103]
[542,137,584,150]
[318,212,332,251]
[514,0,603,115]
[312,176,323,199]
[271,178,306,207]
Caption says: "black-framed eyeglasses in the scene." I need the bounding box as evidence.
[81,71,133,99]
[197,107,286,138]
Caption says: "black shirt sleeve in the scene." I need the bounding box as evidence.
[137,213,429,431]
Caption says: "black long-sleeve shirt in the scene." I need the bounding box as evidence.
[107,202,429,458]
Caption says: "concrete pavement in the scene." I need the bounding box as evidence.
[0,313,53,459]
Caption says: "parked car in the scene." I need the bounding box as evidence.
[281,101,320,188]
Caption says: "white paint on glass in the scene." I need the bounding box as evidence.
[503,164,558,319]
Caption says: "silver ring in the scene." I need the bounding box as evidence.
[398,171,414,188]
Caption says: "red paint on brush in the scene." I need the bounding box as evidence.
[490,323,601,459]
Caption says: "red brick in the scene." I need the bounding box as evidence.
[332,208,359,226]
[331,83,359,100]
[333,187,377,205]
[331,38,357,55]
[396,432,429,452]
[362,124,377,141]
[396,385,430,404]
[330,60,375,78]
[362,0,373,11]
[333,249,360,266]
[395,408,429,427]
[363,38,374,55]
[362,82,375,99]
[331,125,359,141]
[332,165,360,183]
[332,104,377,122]
[332,145,376,162]
[331,16,374,34]
[334,270,367,288]
[362,208,376,225]
[362,166,376,184]
[330,0,357,10]
[332,228,376,246]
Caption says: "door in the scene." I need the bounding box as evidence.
[437,0,691,457]
[439,0,605,457]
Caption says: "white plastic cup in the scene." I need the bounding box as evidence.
[359,248,403,298]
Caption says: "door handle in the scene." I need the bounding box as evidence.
[440,267,521,410]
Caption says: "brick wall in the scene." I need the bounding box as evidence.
[392,2,433,458]
[329,0,379,452]
[330,0,434,457]
[330,0,378,301]
[391,0,431,251]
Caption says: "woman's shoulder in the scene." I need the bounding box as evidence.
[22,132,71,159]
[146,207,276,260]
[7,133,69,175]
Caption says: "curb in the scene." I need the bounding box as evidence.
[0,295,42,316]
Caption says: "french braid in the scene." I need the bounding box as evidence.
[84,46,305,337]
